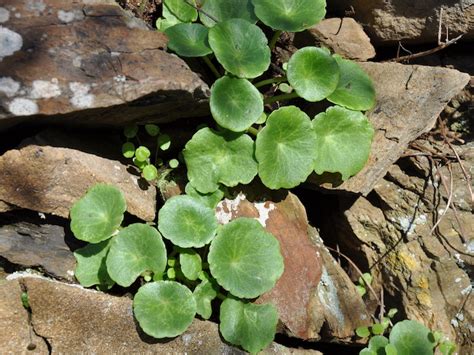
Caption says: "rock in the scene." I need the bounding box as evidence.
[328,0,474,44]
[0,131,157,221]
[6,274,320,354]
[0,0,209,130]
[303,18,376,61]
[0,279,49,353]
[306,62,470,195]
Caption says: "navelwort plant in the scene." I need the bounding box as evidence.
[71,0,378,353]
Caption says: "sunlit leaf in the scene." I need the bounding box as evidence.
[166,23,213,57]
[193,279,219,319]
[179,249,202,281]
[200,0,257,27]
[74,239,114,288]
[389,320,436,355]
[163,0,198,22]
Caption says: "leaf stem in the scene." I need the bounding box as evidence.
[254,76,287,88]
[246,126,259,137]
[264,92,299,105]
[203,55,221,79]
[216,292,227,301]
[269,30,282,50]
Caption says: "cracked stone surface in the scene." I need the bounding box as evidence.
[305,62,470,195]
[0,0,209,130]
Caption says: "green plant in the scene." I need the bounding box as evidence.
[356,272,373,297]
[71,0,380,352]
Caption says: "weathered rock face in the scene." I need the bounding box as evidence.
[306,62,470,195]
[0,0,209,130]
[328,0,474,44]
[0,130,157,221]
[3,275,321,354]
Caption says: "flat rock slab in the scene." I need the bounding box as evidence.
[6,274,320,354]
[0,0,209,130]
[308,62,470,195]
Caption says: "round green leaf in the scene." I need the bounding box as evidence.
[142,164,158,181]
[210,76,263,132]
[208,19,270,78]
[106,224,167,287]
[208,218,284,298]
[389,320,436,355]
[368,335,390,353]
[183,127,258,194]
[122,142,135,158]
[70,184,126,243]
[135,146,151,162]
[287,47,340,102]
[328,55,376,111]
[166,23,212,57]
[169,159,179,168]
[312,106,374,181]
[145,124,160,136]
[158,134,171,151]
[179,249,202,281]
[252,0,326,32]
[163,0,198,22]
[256,106,316,189]
[133,157,147,170]
[158,195,218,248]
[200,0,258,27]
[74,239,114,288]
[134,281,196,338]
[220,298,278,354]
[372,323,385,335]
[193,279,219,319]
[385,344,398,355]
[123,124,138,138]
[356,326,371,338]
[185,183,224,208]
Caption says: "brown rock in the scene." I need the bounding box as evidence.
[305,18,376,61]
[0,0,209,130]
[307,62,470,195]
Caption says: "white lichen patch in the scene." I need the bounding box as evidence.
[57,9,84,23]
[0,77,20,97]
[72,56,82,68]
[114,75,126,83]
[69,82,94,109]
[215,193,246,224]
[30,79,61,99]
[396,214,427,236]
[0,26,22,61]
[0,7,10,23]
[317,266,345,325]
[254,201,275,227]
[8,98,38,116]
[26,0,46,13]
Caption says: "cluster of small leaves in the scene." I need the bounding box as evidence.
[356,272,373,297]
[357,315,456,355]
[71,184,284,353]
[122,123,178,181]
[159,0,376,193]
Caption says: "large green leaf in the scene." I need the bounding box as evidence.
[389,320,436,355]
[220,298,278,353]
[210,76,263,132]
[184,183,224,209]
[313,106,374,181]
[106,224,167,287]
[287,47,339,102]
[200,0,258,27]
[179,249,202,281]
[158,195,218,248]
[163,0,197,22]
[193,279,219,319]
[134,281,196,338]
[183,127,258,194]
[208,19,270,78]
[70,184,126,243]
[328,55,376,111]
[166,23,212,57]
[74,239,114,289]
[252,0,326,32]
[208,218,284,298]
[256,106,316,189]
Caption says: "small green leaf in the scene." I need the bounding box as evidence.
[356,284,367,297]
[158,195,218,248]
[252,0,326,32]
[210,76,263,132]
[287,47,339,102]
[381,317,391,329]
[356,326,371,338]
[208,19,270,78]
[70,185,126,243]
[208,218,284,298]
[389,320,436,355]
[359,272,373,286]
[133,157,147,170]
[163,0,198,22]
[328,55,376,111]
[372,323,385,335]
[387,308,398,319]
[74,239,114,288]
[21,292,30,309]
[106,224,167,287]
[183,127,258,194]
[142,164,158,181]
[439,340,456,355]
[169,159,179,168]
[200,0,258,27]
[158,134,171,151]
[385,343,398,355]
[179,249,202,281]
[156,17,180,32]
[220,298,278,354]
[135,146,151,162]
[313,106,374,180]
[193,279,219,319]
[122,142,135,158]
[368,335,389,354]
[145,124,160,136]
[123,124,138,138]
[278,83,293,93]
[166,23,213,57]
[185,183,224,208]
[256,106,316,189]
[256,112,267,124]
[134,281,196,338]
[167,267,176,279]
